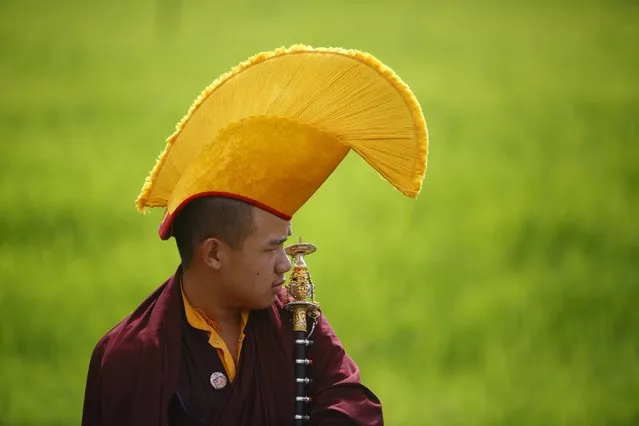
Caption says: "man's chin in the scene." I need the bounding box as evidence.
[246,288,284,310]
[266,287,285,305]
[252,295,277,310]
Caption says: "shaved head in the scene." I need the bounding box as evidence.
[172,197,255,266]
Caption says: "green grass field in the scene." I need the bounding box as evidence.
[1,0,638,424]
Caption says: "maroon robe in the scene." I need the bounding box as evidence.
[82,269,383,425]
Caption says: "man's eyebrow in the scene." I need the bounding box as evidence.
[270,236,289,245]
[270,227,292,245]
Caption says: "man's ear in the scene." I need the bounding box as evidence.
[198,237,225,270]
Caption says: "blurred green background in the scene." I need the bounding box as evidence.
[1,0,638,424]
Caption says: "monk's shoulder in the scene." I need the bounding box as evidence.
[91,301,168,377]
[96,277,176,366]
[93,322,143,370]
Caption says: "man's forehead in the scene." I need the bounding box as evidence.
[252,207,291,232]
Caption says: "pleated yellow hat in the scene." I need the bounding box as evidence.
[135,45,428,239]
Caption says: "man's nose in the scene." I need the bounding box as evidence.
[276,251,292,274]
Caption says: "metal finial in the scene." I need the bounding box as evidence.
[284,238,320,332]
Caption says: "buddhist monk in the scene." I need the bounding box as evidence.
[82,197,383,425]
[82,44,428,426]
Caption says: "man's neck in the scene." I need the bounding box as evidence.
[181,267,241,328]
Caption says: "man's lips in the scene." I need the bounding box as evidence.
[272,279,286,288]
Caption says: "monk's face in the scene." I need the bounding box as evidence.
[220,207,292,309]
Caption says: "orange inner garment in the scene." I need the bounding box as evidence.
[181,285,249,382]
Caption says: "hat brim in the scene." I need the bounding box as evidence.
[157,191,293,240]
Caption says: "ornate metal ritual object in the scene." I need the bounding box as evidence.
[284,239,321,425]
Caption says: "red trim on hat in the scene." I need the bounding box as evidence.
[158,192,293,240]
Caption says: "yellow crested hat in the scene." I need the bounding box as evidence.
[135,45,428,239]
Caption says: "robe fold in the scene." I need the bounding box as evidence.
[82,270,383,425]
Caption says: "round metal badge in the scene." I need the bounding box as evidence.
[209,371,228,390]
